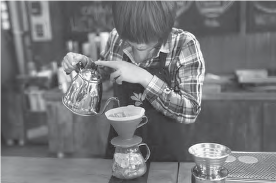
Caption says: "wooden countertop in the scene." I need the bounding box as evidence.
[1,157,178,183]
[2,156,275,183]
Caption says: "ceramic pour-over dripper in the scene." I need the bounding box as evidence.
[189,143,231,178]
[105,105,148,140]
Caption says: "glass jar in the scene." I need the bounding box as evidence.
[112,143,150,179]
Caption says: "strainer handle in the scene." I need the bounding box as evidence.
[138,143,151,162]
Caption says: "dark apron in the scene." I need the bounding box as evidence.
[105,52,188,162]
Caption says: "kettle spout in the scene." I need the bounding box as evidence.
[98,97,120,115]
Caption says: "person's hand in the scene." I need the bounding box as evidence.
[62,52,90,74]
[95,61,153,87]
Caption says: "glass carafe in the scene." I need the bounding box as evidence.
[112,143,150,179]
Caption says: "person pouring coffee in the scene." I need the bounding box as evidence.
[62,1,205,162]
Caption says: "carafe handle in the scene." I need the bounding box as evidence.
[137,116,148,128]
[138,143,151,162]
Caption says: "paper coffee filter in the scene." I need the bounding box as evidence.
[105,105,145,121]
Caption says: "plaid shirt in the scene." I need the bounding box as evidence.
[100,28,205,123]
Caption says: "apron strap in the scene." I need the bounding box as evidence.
[159,52,179,92]
[158,52,171,87]
[122,53,129,63]
[159,52,167,69]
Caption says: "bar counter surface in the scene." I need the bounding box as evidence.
[2,156,275,183]
[202,91,276,100]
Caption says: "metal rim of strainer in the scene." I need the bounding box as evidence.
[188,143,231,159]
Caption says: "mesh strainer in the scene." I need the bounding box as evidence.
[225,151,276,182]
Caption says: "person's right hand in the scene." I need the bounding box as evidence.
[62,52,90,74]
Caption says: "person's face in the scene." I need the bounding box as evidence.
[127,40,160,52]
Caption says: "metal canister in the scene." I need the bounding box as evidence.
[191,166,228,183]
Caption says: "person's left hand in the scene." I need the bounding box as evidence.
[95,61,153,87]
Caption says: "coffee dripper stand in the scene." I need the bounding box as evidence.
[188,143,231,183]
[105,105,151,179]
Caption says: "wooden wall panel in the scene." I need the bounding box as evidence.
[270,33,276,70]
[263,102,276,151]
[245,33,272,69]
[198,32,276,74]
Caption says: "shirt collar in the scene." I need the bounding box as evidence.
[122,43,136,64]
[160,32,173,54]
[152,39,171,59]
[159,42,170,54]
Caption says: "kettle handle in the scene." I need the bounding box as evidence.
[76,61,84,73]
[138,143,151,162]
[65,61,84,75]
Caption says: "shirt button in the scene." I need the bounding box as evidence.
[164,87,171,94]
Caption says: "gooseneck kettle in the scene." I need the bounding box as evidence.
[62,61,119,116]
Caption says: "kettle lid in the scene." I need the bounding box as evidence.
[79,69,101,81]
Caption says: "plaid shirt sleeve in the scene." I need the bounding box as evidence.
[144,33,205,124]
[97,30,116,80]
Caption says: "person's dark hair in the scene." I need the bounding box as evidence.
[112,1,176,44]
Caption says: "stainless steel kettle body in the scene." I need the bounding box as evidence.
[62,62,119,116]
